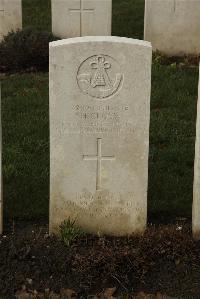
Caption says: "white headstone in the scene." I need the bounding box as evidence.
[51,0,112,38]
[193,64,200,240]
[49,36,152,236]
[0,0,22,41]
[144,0,200,56]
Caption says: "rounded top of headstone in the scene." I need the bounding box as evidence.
[49,36,152,49]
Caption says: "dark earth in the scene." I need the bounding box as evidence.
[0,220,200,299]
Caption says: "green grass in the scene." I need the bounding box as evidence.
[112,0,145,39]
[22,0,51,31]
[149,64,198,221]
[1,0,199,222]
[1,73,49,220]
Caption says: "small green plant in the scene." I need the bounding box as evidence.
[59,218,85,247]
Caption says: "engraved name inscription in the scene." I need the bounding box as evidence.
[56,104,135,136]
[56,103,135,135]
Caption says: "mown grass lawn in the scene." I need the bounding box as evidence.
[0,0,199,222]
[1,73,49,220]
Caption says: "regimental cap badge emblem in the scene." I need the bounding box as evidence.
[77,54,123,99]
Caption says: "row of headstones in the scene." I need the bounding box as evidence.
[1,1,200,237]
[1,0,200,55]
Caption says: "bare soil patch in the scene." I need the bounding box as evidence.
[0,222,199,298]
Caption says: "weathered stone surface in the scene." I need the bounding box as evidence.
[0,0,22,41]
[144,0,200,56]
[193,64,200,240]
[51,0,112,38]
[49,36,152,236]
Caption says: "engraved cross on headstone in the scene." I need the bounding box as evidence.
[83,138,115,191]
[69,0,95,36]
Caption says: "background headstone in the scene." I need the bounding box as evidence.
[51,0,112,38]
[193,64,200,240]
[0,0,22,41]
[144,0,200,56]
[49,36,152,236]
